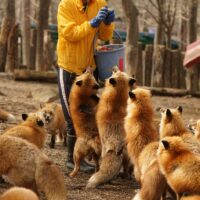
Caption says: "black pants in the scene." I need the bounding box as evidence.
[57,68,76,136]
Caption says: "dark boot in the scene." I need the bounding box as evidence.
[66,134,95,173]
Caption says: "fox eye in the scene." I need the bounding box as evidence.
[49,111,53,115]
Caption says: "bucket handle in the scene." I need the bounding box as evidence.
[113,30,123,44]
[94,30,123,55]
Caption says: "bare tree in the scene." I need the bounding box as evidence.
[144,0,178,48]
[121,0,139,76]
[22,0,31,68]
[178,0,188,50]
[35,0,51,71]
[0,0,15,71]
[5,23,19,73]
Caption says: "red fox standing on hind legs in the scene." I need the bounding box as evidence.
[68,68,101,177]
[86,67,136,188]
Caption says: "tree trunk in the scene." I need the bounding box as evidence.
[154,22,164,45]
[186,0,199,91]
[0,0,15,72]
[121,0,139,76]
[144,45,153,86]
[30,29,37,70]
[5,23,19,73]
[166,30,172,49]
[21,0,31,68]
[151,45,165,87]
[35,0,51,71]
[43,29,52,71]
[178,0,188,51]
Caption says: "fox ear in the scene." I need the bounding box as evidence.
[166,109,172,120]
[176,106,183,114]
[22,113,28,121]
[129,91,136,99]
[109,78,116,86]
[162,140,170,150]
[129,78,136,87]
[76,80,83,87]
[37,120,44,127]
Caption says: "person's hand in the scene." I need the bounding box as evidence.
[104,10,115,25]
[90,7,108,28]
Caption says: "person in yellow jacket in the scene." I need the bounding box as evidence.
[57,0,115,172]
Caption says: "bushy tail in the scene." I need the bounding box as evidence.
[86,151,123,189]
[35,154,67,200]
[0,108,15,122]
[133,162,166,200]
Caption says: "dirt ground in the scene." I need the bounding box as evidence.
[0,76,199,200]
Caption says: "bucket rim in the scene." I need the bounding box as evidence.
[96,44,126,54]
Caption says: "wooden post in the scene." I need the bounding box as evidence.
[5,23,19,73]
[163,48,172,88]
[151,45,165,87]
[43,29,52,71]
[144,45,153,86]
[171,50,180,88]
[136,43,143,85]
[179,52,186,89]
[29,29,37,70]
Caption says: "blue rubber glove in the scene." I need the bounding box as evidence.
[104,10,115,25]
[90,7,108,28]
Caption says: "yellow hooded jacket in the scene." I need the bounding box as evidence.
[57,0,115,75]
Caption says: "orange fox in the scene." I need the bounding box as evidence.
[87,67,136,188]
[69,69,101,177]
[0,187,39,200]
[158,136,200,199]
[39,103,66,148]
[125,88,167,200]
[181,196,200,200]
[0,135,67,200]
[159,107,200,153]
[4,112,47,149]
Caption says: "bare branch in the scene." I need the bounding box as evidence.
[144,7,160,24]
[149,0,159,11]
[170,0,178,28]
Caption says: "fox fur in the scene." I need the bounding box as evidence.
[0,187,39,200]
[195,120,200,140]
[181,196,200,200]
[0,135,67,200]
[69,69,101,177]
[3,112,47,149]
[39,103,66,148]
[159,107,200,154]
[86,67,136,188]
[125,88,167,200]
[158,136,200,199]
[0,108,15,122]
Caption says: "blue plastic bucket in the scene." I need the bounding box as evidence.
[95,44,126,81]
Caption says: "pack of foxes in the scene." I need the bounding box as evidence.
[0,66,200,200]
